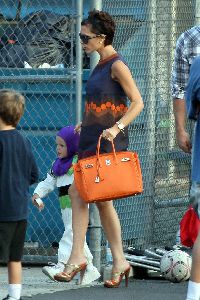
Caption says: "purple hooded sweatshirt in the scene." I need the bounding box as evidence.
[52,126,79,176]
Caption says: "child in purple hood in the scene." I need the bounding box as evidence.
[32,126,100,285]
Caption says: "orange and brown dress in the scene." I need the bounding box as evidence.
[79,53,129,158]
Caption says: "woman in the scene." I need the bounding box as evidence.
[54,9,144,288]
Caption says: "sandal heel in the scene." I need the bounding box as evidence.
[80,265,87,284]
[125,268,130,287]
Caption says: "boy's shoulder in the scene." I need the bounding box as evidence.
[0,129,31,153]
[0,129,17,142]
[0,128,28,138]
[67,154,78,176]
[0,128,20,136]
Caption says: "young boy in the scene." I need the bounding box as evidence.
[32,126,100,284]
[0,89,39,300]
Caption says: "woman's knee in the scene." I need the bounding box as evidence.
[68,182,79,200]
[96,201,113,212]
[69,182,87,208]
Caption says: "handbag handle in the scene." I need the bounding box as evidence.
[95,135,118,182]
[97,134,117,162]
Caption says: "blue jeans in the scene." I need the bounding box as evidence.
[190,182,200,217]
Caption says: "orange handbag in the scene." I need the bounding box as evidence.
[73,135,143,203]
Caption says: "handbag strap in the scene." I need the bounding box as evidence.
[95,135,118,182]
[97,135,117,162]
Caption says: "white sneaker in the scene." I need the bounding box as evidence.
[81,265,101,285]
[42,262,65,280]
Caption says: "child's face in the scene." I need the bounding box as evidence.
[56,136,68,159]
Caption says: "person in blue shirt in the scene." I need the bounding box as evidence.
[171,25,200,300]
[171,25,200,154]
[0,89,39,300]
[183,56,200,300]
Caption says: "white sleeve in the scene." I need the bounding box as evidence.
[33,172,57,198]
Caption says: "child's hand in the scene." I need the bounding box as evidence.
[74,122,82,134]
[32,194,45,211]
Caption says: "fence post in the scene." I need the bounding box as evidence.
[89,0,102,70]
[75,0,83,123]
[196,0,200,24]
[87,0,102,272]
[140,0,157,246]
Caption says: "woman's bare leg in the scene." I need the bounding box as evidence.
[67,182,89,265]
[63,183,128,278]
[96,201,129,272]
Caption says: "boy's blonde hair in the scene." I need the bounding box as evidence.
[0,89,25,127]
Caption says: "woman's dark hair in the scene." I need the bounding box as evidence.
[81,10,115,46]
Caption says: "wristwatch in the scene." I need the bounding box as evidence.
[116,121,125,134]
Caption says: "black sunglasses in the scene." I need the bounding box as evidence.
[79,33,101,44]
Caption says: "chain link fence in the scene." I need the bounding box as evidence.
[103,0,195,250]
[0,0,77,261]
[0,0,195,263]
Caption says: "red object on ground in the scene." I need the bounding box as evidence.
[180,205,200,247]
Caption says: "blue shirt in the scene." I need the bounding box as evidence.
[0,129,39,221]
[185,56,200,182]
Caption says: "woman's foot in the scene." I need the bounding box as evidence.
[104,263,131,288]
[111,261,130,275]
[54,262,87,283]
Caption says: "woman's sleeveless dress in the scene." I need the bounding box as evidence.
[78,53,129,159]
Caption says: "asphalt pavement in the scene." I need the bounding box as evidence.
[23,279,188,300]
[0,266,188,300]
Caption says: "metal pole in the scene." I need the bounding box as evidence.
[89,0,102,71]
[195,0,200,24]
[88,0,102,272]
[141,0,157,247]
[75,0,83,123]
